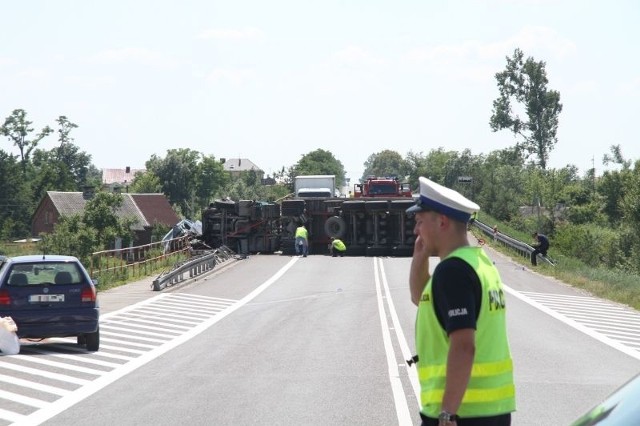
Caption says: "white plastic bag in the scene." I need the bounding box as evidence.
[0,317,20,355]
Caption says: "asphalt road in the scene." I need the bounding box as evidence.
[2,245,638,426]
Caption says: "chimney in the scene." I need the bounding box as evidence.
[125,166,131,174]
[238,159,241,166]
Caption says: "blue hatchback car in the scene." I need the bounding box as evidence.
[0,255,100,351]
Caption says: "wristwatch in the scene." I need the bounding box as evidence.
[438,411,460,424]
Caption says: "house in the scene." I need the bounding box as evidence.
[102,167,145,191]
[31,189,180,246]
[222,158,264,179]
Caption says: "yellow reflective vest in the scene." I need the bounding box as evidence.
[332,239,346,251]
[295,226,308,239]
[415,246,516,418]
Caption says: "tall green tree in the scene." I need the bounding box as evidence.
[146,148,200,217]
[361,150,410,182]
[490,48,563,169]
[129,170,162,193]
[406,148,461,188]
[195,154,229,206]
[291,149,346,187]
[30,116,97,202]
[0,151,32,239]
[0,109,53,175]
[599,145,633,226]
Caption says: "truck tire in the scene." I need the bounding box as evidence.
[324,216,346,238]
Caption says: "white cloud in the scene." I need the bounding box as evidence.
[568,79,598,95]
[329,45,387,67]
[400,26,576,83]
[16,67,50,83]
[89,48,179,68]
[196,27,264,41]
[617,76,640,95]
[0,56,17,66]
[206,67,256,86]
[503,26,576,59]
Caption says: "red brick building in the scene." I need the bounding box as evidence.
[31,189,180,246]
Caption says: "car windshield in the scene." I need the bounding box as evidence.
[5,262,84,286]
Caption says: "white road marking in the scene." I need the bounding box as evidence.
[373,258,413,426]
[10,257,299,426]
[504,286,640,360]
[377,258,421,405]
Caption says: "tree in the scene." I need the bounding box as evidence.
[490,48,563,169]
[0,151,32,239]
[195,155,229,207]
[30,116,97,203]
[82,192,135,249]
[0,109,53,174]
[146,148,200,217]
[405,148,461,188]
[129,170,162,193]
[291,149,346,187]
[599,145,633,226]
[361,150,410,182]
[39,215,98,263]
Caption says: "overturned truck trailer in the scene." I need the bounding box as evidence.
[200,199,281,255]
[279,197,416,256]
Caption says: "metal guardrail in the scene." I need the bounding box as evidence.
[472,220,555,266]
[152,246,236,291]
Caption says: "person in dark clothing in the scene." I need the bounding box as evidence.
[531,232,550,266]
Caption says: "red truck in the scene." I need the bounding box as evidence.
[353,176,412,198]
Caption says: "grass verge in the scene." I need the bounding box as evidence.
[473,214,640,311]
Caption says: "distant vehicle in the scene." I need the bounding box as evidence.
[0,255,100,351]
[571,372,640,425]
[294,175,336,198]
[353,176,412,198]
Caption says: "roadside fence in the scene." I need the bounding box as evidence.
[152,246,236,291]
[472,220,555,266]
[90,235,192,286]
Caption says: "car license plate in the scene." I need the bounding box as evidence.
[29,294,65,302]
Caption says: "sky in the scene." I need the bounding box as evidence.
[1,0,638,183]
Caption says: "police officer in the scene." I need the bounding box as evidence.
[329,237,346,257]
[295,223,309,257]
[407,177,516,426]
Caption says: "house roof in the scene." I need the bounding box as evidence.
[47,192,178,231]
[102,168,145,185]
[130,194,180,228]
[222,158,262,173]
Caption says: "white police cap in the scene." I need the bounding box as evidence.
[406,176,480,222]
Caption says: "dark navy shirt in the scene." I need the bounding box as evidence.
[536,234,550,251]
[431,257,482,335]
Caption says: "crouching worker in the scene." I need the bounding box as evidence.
[0,317,20,355]
[330,237,347,257]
